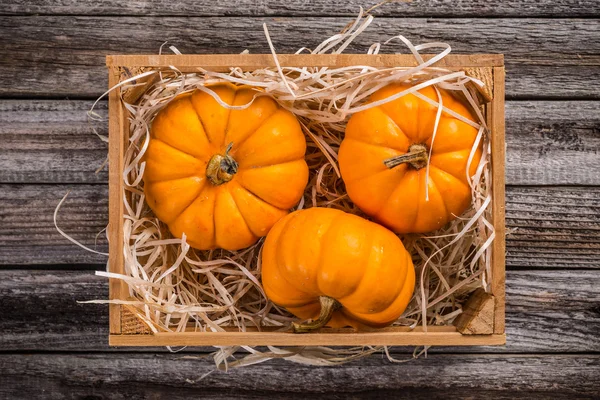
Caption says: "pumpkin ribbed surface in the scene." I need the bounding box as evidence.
[143,83,309,250]
[262,208,415,329]
[339,83,482,234]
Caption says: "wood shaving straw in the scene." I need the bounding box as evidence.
[77,8,495,369]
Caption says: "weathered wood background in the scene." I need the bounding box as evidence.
[1,1,600,398]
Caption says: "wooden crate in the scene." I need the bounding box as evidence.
[106,54,506,347]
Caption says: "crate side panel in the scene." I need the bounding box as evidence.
[109,331,506,347]
[108,67,124,335]
[106,54,504,69]
[491,66,507,334]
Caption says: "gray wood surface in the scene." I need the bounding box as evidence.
[2,100,599,185]
[1,269,599,353]
[1,1,599,396]
[0,185,108,264]
[1,17,599,98]
[1,353,599,399]
[2,0,597,17]
[3,184,599,268]
[0,101,108,184]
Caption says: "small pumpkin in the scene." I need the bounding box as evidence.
[339,83,483,234]
[261,207,415,332]
[143,83,309,251]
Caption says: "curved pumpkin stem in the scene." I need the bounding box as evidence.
[206,142,238,185]
[384,143,429,170]
[292,296,342,334]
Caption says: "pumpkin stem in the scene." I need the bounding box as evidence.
[292,296,342,334]
[384,143,429,170]
[206,142,238,185]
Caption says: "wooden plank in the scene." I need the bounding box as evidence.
[491,67,506,335]
[106,53,504,68]
[0,100,108,184]
[506,186,600,269]
[0,269,598,352]
[107,67,125,335]
[2,0,597,17]
[110,331,506,347]
[453,288,496,335]
[1,17,599,98]
[2,100,599,185]
[0,185,109,264]
[506,100,600,185]
[0,353,599,398]
[1,184,599,267]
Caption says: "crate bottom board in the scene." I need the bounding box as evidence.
[109,327,506,347]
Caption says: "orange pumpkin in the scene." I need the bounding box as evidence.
[338,83,483,234]
[143,83,309,251]
[261,207,415,332]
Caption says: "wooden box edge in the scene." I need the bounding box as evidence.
[106,54,506,346]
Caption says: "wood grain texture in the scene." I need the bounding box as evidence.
[0,100,108,184]
[1,184,599,267]
[506,101,600,186]
[506,186,600,269]
[454,288,495,335]
[2,100,599,185]
[0,353,599,399]
[2,0,598,17]
[110,331,505,348]
[1,269,598,352]
[0,185,108,264]
[1,17,599,98]
[0,1,597,393]
[491,66,506,334]
[107,67,126,335]
[106,53,504,68]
